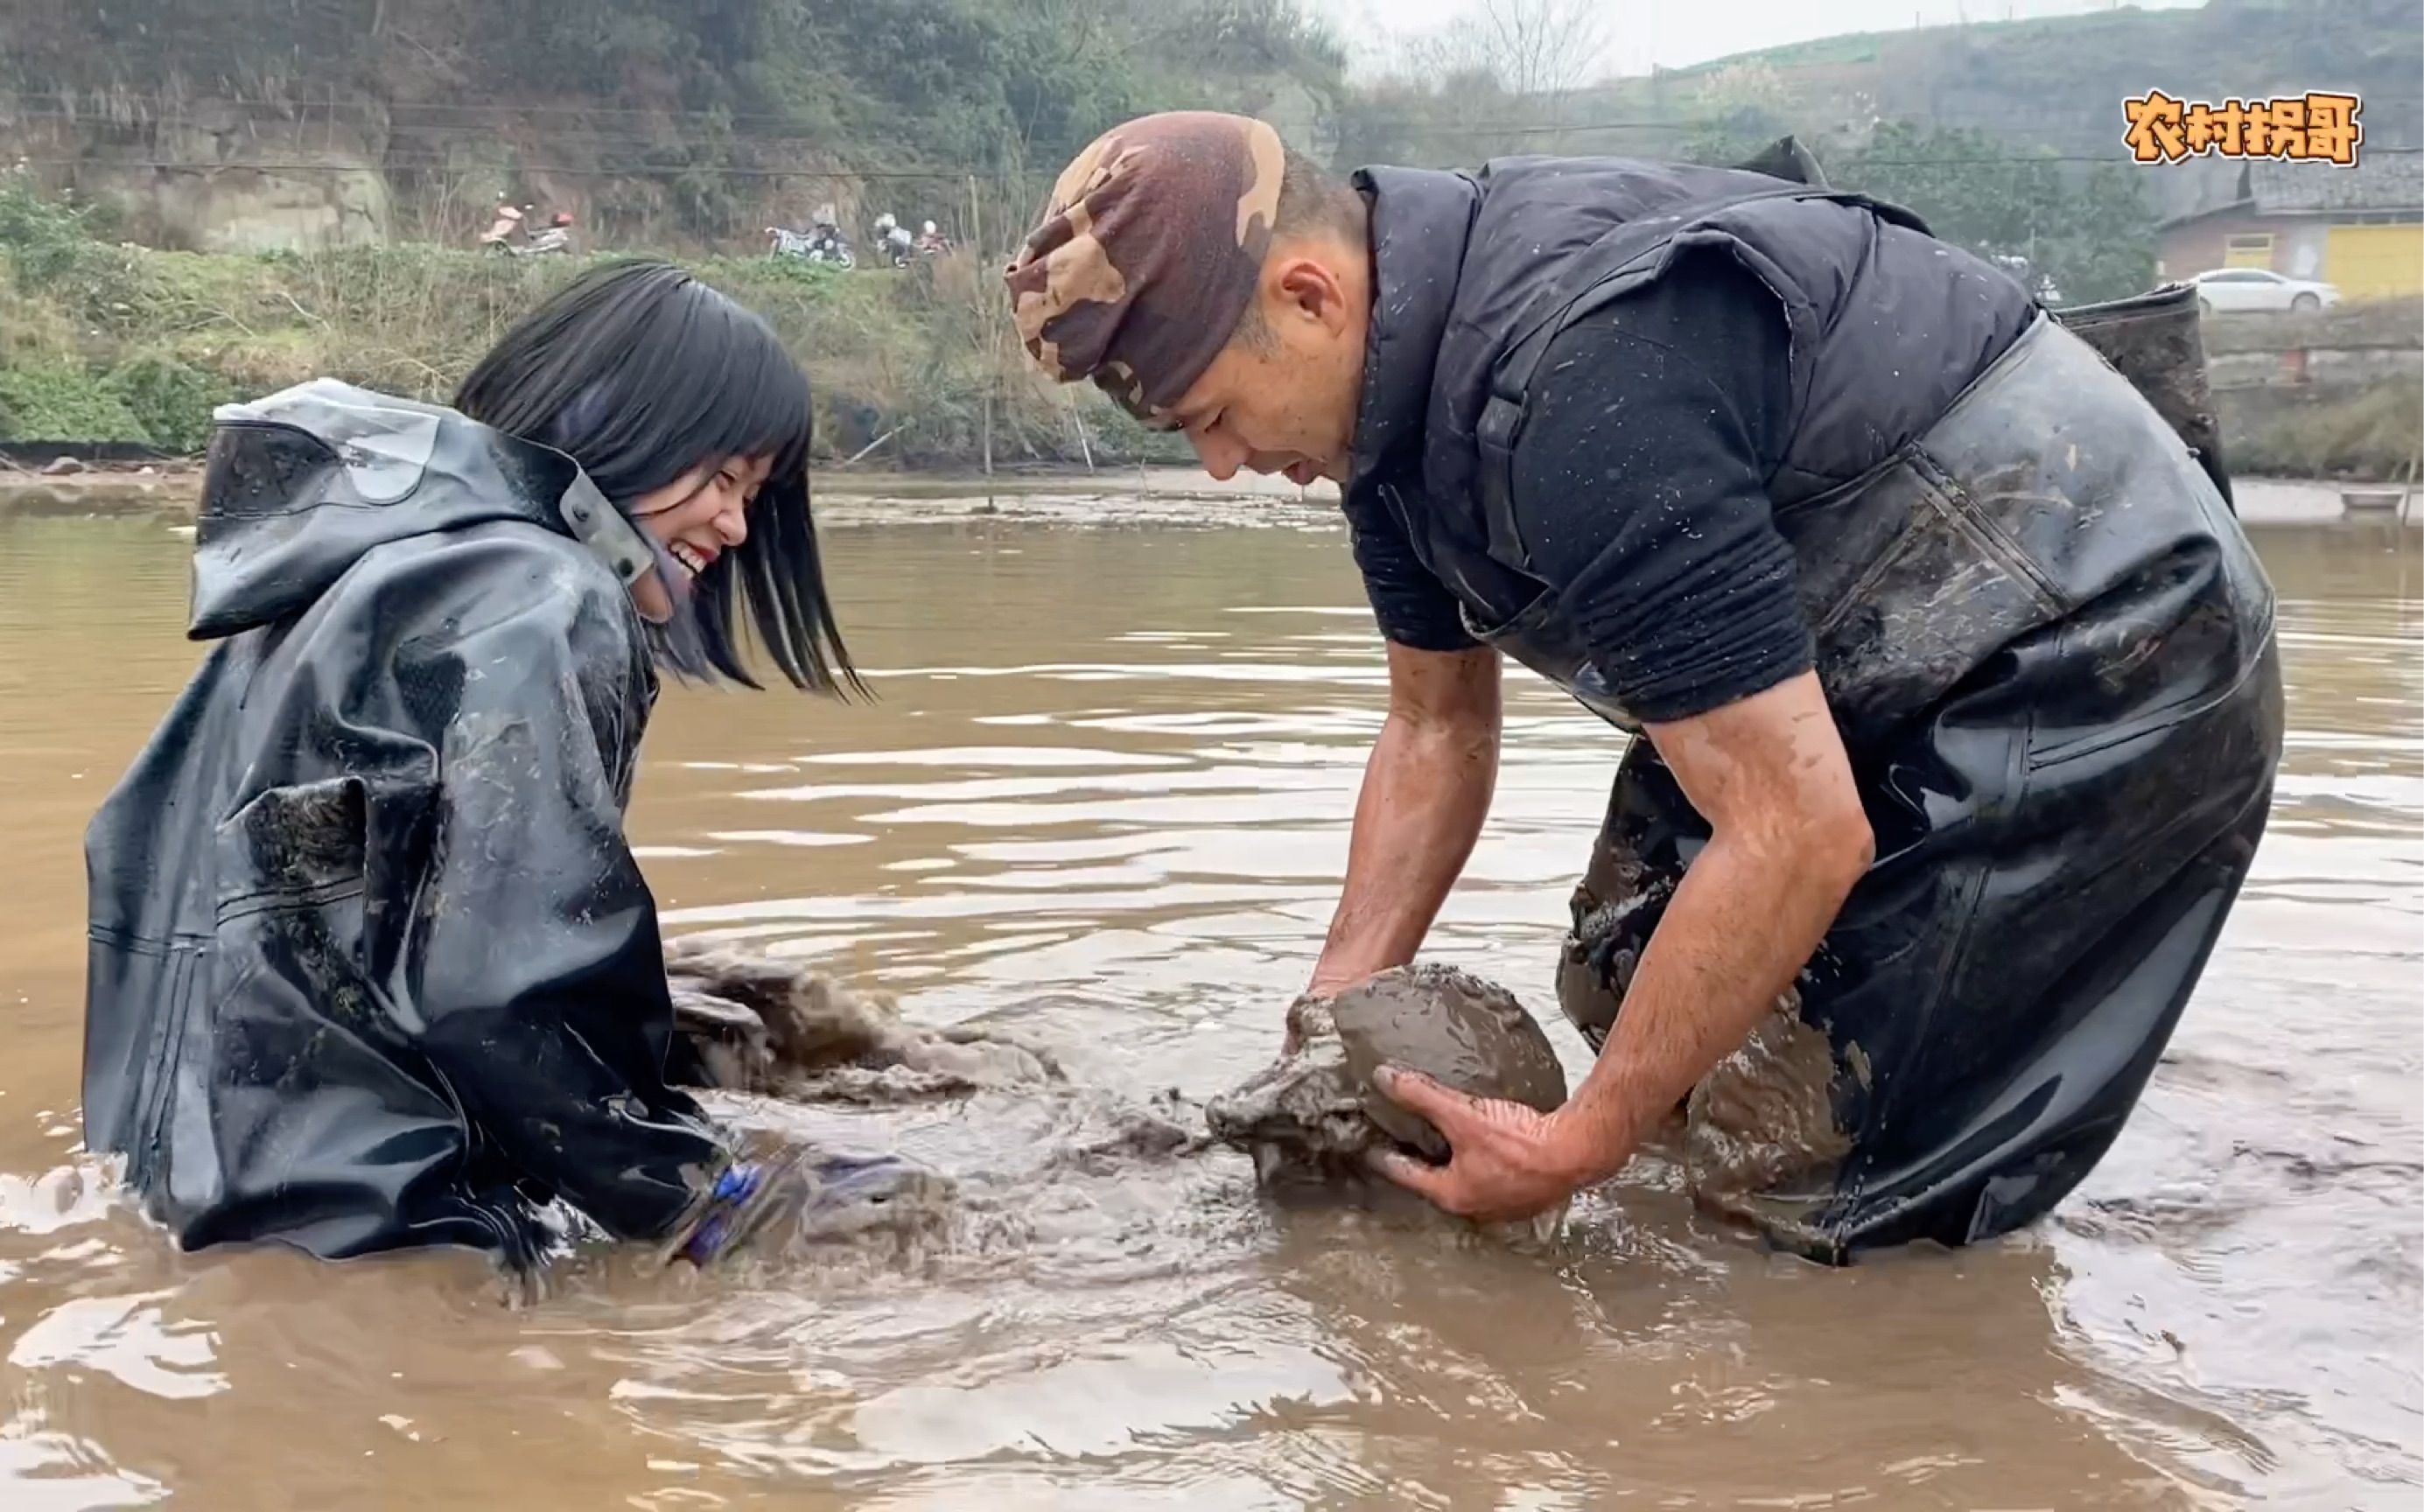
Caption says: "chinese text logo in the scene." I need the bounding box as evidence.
[2123,91,2362,165]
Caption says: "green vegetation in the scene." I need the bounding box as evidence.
[2,0,1349,244]
[0,363,153,445]
[1627,0,2419,159]
[2226,380,2424,483]
[1824,123,2157,306]
[0,166,1178,465]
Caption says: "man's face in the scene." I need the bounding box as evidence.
[1165,247,1370,486]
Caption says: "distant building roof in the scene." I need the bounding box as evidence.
[2245,154,2424,212]
[2161,153,2424,227]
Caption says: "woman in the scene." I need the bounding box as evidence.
[82,260,876,1270]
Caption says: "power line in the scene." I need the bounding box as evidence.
[0,89,985,131]
[5,156,991,181]
[11,148,2417,182]
[8,90,2413,146]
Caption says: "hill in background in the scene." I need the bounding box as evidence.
[0,0,2414,253]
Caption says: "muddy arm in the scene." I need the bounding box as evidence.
[1550,670,1872,1178]
[1307,642,1501,997]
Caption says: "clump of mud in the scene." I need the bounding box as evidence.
[664,938,1063,1101]
[660,940,1208,1269]
[1205,964,1567,1185]
[655,1134,962,1274]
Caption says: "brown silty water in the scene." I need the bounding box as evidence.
[0,486,2415,1509]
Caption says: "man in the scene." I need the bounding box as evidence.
[1003,112,2282,1261]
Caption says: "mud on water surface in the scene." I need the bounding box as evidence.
[0,495,2413,1508]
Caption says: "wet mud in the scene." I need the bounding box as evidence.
[1560,839,1856,1234]
[1205,964,1567,1182]
[662,939,1205,1267]
[666,936,1067,1102]
[666,949,1583,1262]
[1680,989,1853,1240]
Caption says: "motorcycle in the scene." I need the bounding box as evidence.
[767,224,855,270]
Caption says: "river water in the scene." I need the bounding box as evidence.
[0,494,2414,1510]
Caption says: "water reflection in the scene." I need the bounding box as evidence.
[0,507,2412,1508]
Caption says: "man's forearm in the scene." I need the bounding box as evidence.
[1307,707,1498,994]
[1552,815,1869,1180]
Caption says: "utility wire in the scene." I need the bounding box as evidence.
[10,150,2417,179]
[6,90,2413,144]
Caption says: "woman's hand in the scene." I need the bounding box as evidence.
[1363,1065,1627,1223]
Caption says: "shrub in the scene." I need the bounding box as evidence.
[104,354,239,454]
[0,361,152,444]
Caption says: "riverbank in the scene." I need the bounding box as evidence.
[4,167,2420,482]
[4,463,2414,531]
[0,171,1180,474]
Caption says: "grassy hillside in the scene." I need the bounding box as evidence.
[0,171,1175,468]
[0,0,1350,248]
[1344,0,2420,221]
[3,0,2414,472]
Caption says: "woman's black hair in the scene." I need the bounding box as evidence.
[453,257,862,696]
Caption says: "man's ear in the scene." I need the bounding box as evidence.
[1272,253,1349,335]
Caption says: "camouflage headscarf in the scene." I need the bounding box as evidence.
[1004,111,1286,426]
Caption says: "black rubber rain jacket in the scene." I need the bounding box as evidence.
[81,380,727,1267]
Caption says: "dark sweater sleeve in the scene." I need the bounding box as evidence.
[1508,254,1814,724]
[1341,476,1482,653]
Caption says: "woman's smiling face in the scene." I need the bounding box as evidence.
[623,454,771,623]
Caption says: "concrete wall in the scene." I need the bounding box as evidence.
[4,104,394,253]
[2205,301,2421,388]
[2202,301,2422,481]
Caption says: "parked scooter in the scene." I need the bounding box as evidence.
[767,223,855,268]
[476,201,527,252]
[519,212,575,257]
[478,204,575,257]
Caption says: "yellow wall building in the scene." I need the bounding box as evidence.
[2157,158,2422,302]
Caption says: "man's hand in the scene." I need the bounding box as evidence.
[1363,1065,1606,1222]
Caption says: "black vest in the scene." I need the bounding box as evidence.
[1342,154,2217,749]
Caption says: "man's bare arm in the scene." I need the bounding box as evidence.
[1305,642,1502,998]
[1552,668,1874,1179]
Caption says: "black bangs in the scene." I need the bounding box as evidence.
[452,257,861,697]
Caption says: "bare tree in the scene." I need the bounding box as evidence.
[1400,0,1612,98]
[1363,0,1614,159]
[1469,0,1613,98]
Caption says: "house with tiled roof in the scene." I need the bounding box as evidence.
[2155,152,2423,301]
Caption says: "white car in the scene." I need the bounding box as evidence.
[2188,267,2341,314]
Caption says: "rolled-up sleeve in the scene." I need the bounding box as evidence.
[1341,480,1482,653]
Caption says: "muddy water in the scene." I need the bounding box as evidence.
[0,499,2414,1510]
